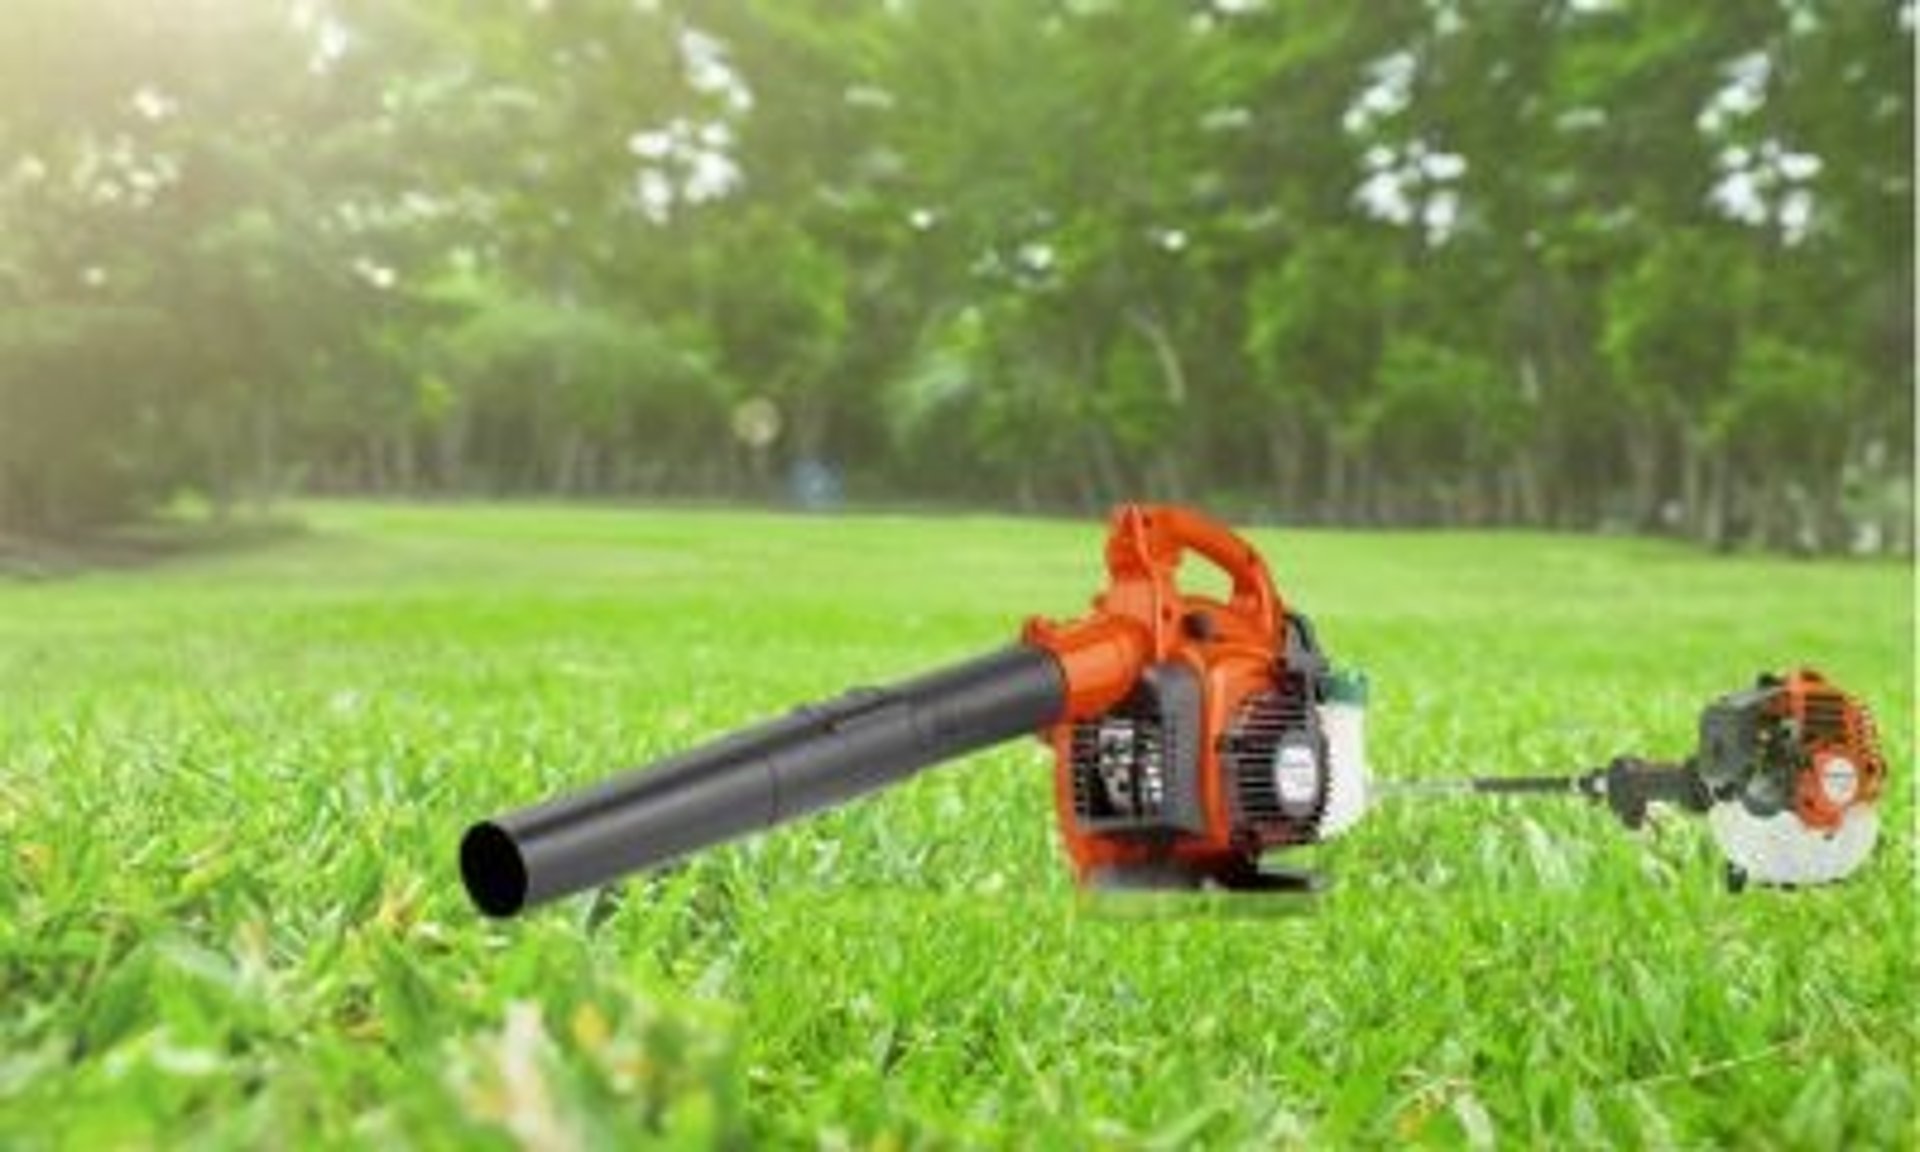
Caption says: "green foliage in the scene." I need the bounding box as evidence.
[1603,230,1751,421]
[1715,337,1854,461]
[1370,334,1523,476]
[703,210,848,404]
[0,1,1911,549]
[0,503,1911,1144]
[0,305,178,531]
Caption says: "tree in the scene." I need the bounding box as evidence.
[0,0,1908,552]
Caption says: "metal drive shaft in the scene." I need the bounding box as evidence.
[1380,758,1710,830]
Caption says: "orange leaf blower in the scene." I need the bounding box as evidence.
[461,504,1370,916]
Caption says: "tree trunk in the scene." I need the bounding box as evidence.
[395,430,418,494]
[252,387,277,515]
[1752,472,1788,552]
[1267,425,1304,514]
[1326,444,1349,524]
[555,430,584,495]
[209,419,235,523]
[437,405,469,494]
[1088,428,1126,505]
[1515,453,1545,525]
[364,430,388,495]
[1625,421,1660,530]
[1154,454,1186,503]
[1125,308,1190,407]
[1703,450,1732,549]
[1355,454,1379,525]
[1680,428,1709,539]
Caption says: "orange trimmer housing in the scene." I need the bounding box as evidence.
[1774,668,1886,831]
[1023,505,1295,883]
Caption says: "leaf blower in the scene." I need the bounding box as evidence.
[1399,668,1888,890]
[460,504,1371,916]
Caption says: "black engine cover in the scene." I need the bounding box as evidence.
[1067,661,1207,837]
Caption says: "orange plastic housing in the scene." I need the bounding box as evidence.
[1022,504,1288,882]
[1778,668,1886,831]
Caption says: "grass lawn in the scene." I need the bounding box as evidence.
[1,502,1912,1148]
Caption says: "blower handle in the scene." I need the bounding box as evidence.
[1023,505,1279,722]
[1105,504,1280,649]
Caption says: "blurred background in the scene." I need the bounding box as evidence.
[0,0,1912,553]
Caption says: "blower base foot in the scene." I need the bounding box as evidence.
[1085,862,1328,894]
[1219,864,1328,893]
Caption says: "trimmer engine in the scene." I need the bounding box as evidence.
[1438,668,1887,890]
[1695,669,1885,888]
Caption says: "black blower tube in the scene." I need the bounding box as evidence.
[460,644,1066,917]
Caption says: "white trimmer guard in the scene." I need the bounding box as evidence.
[1706,802,1880,886]
[1317,701,1369,839]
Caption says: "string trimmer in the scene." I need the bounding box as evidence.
[1388,668,1886,890]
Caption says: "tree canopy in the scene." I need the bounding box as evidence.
[0,0,1911,552]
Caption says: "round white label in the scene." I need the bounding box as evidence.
[1820,756,1858,805]
[1275,744,1320,806]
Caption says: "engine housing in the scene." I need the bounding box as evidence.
[1058,609,1365,885]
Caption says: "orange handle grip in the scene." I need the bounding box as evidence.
[1024,505,1283,722]
[1108,504,1279,641]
